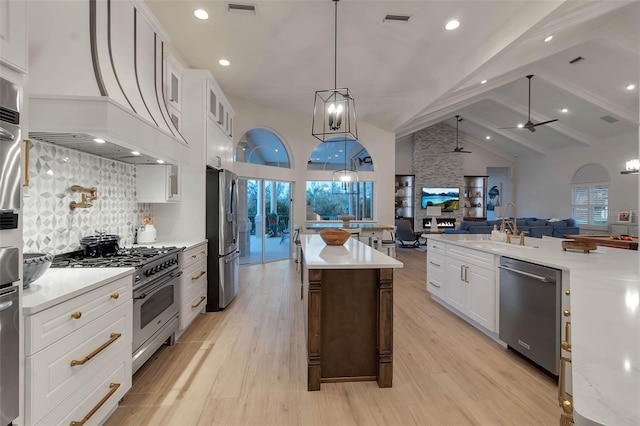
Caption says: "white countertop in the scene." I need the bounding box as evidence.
[427,234,640,425]
[23,268,134,315]
[300,234,403,269]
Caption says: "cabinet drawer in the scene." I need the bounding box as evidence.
[181,259,207,299]
[426,239,446,254]
[427,252,445,274]
[426,269,445,298]
[446,244,494,269]
[180,287,207,330]
[181,242,207,269]
[27,303,131,423]
[35,356,131,426]
[26,275,132,355]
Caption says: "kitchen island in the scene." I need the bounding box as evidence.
[300,234,403,391]
[425,234,640,425]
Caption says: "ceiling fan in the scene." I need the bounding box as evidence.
[451,115,472,153]
[499,75,558,132]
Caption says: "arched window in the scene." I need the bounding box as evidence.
[235,128,291,168]
[306,138,374,171]
[571,163,610,227]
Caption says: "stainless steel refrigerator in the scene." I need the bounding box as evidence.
[206,167,239,311]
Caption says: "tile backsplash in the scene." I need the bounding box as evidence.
[23,140,151,255]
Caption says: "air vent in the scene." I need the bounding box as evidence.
[0,212,18,230]
[600,115,619,123]
[0,106,19,125]
[228,3,256,14]
[569,56,584,64]
[383,14,411,23]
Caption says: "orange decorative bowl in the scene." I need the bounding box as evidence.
[319,228,351,246]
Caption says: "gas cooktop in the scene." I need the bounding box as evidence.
[51,246,182,269]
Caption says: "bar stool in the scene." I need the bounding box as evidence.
[378,227,397,258]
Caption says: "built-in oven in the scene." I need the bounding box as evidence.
[0,77,21,229]
[132,269,181,374]
[0,247,19,425]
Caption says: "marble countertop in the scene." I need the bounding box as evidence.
[132,239,207,251]
[300,234,403,269]
[427,234,640,425]
[304,223,394,231]
[23,268,134,315]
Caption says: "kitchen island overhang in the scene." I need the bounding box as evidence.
[300,234,403,391]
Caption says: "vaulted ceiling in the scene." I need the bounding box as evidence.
[146,0,639,158]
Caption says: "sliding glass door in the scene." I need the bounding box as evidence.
[238,178,291,265]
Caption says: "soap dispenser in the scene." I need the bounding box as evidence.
[491,225,498,240]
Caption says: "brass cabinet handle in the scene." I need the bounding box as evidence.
[191,270,206,280]
[71,311,82,319]
[191,254,197,259]
[191,296,206,309]
[561,322,572,352]
[558,356,573,415]
[110,292,119,300]
[69,382,121,426]
[200,250,206,254]
[565,289,570,296]
[429,261,440,267]
[428,281,441,289]
[560,414,574,426]
[70,333,122,366]
[563,310,571,317]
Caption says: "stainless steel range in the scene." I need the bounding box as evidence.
[52,246,184,373]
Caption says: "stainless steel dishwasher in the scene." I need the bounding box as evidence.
[499,257,561,376]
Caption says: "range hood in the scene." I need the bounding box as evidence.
[27,0,189,165]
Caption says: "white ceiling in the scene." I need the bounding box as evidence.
[146,0,640,158]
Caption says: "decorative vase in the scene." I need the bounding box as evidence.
[337,214,355,228]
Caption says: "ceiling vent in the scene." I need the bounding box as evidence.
[569,56,585,64]
[600,115,619,123]
[383,14,411,23]
[228,3,257,14]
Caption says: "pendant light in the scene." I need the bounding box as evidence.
[311,0,358,144]
[331,138,358,195]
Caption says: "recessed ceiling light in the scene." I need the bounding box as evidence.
[93,138,105,143]
[626,84,636,91]
[157,160,165,164]
[561,108,569,113]
[485,136,491,140]
[517,124,524,128]
[544,35,553,42]
[219,59,230,67]
[480,79,487,85]
[131,151,140,156]
[194,9,209,20]
[445,19,460,31]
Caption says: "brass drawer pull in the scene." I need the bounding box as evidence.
[71,311,82,319]
[560,414,574,426]
[110,292,119,300]
[428,281,441,289]
[563,310,570,317]
[558,356,573,414]
[70,333,122,366]
[191,296,206,309]
[565,289,570,296]
[428,261,440,267]
[191,254,197,259]
[200,250,206,254]
[561,321,572,352]
[191,270,206,280]
[69,382,121,426]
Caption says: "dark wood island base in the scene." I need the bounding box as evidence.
[304,267,394,391]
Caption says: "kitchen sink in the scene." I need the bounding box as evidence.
[474,240,539,251]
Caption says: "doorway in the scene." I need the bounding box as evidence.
[238,178,292,265]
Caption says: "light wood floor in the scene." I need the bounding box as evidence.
[106,247,559,425]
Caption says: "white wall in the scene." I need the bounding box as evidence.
[514,131,639,222]
[230,96,397,229]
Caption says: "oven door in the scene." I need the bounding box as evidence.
[132,270,181,353]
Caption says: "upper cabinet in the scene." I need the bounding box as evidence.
[207,78,234,139]
[163,53,184,132]
[137,164,181,203]
[0,0,27,73]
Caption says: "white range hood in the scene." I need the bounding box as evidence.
[27,0,189,165]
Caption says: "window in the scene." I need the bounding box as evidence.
[235,128,291,168]
[571,163,610,228]
[306,181,373,220]
[572,184,608,226]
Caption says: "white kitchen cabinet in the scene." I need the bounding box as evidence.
[137,164,181,203]
[0,0,27,73]
[164,52,183,112]
[24,274,133,426]
[178,242,208,331]
[426,239,497,333]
